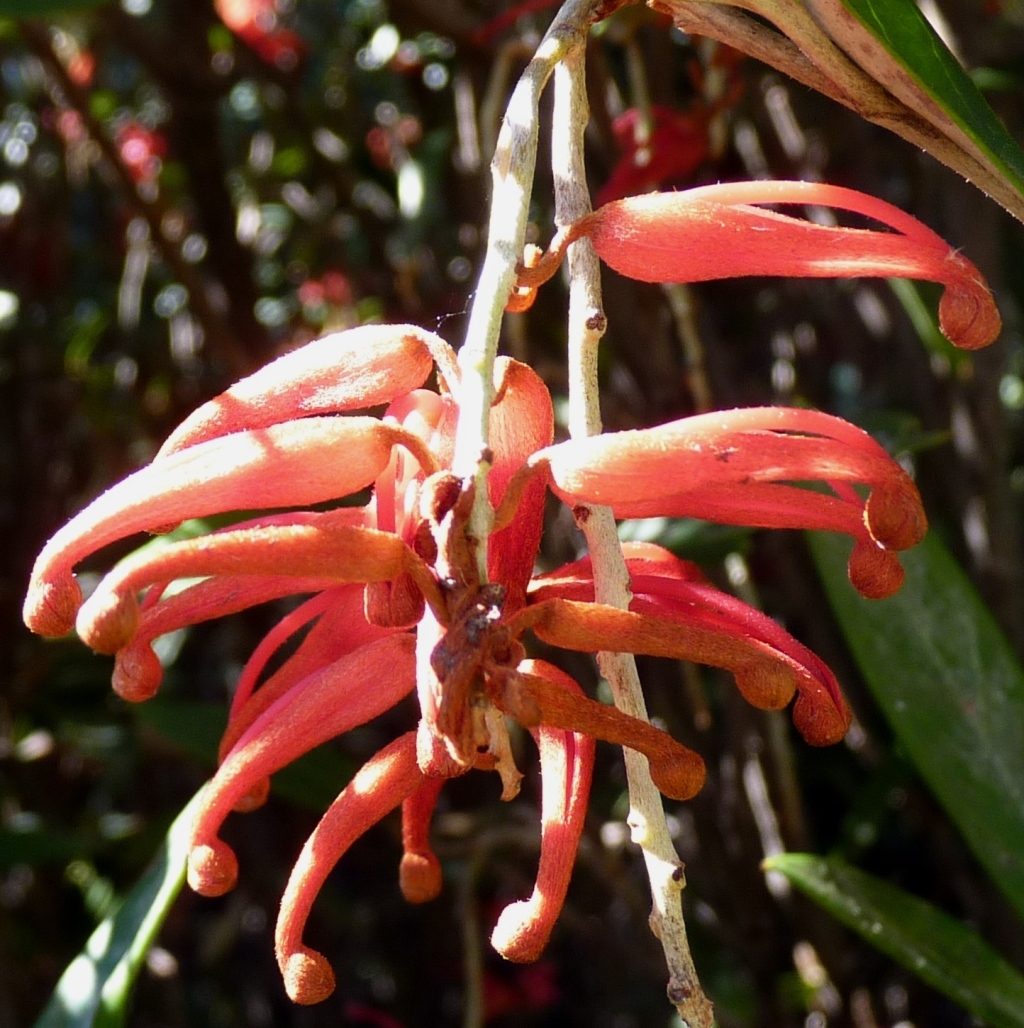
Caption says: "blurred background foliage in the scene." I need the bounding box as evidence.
[4,0,1024,1026]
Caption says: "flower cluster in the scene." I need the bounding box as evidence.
[23,183,999,1005]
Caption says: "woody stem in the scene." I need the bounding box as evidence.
[452,0,599,584]
[551,43,714,1028]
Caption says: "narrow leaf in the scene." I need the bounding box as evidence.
[809,0,1024,219]
[810,531,1024,919]
[766,853,1024,1028]
[34,790,202,1028]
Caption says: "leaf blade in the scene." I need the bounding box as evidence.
[810,530,1024,919]
[811,0,1024,205]
[766,853,1024,1028]
[33,790,202,1028]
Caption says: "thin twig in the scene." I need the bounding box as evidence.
[551,41,714,1028]
[453,0,601,583]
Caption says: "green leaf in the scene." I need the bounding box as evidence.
[835,0,1024,190]
[805,0,1024,221]
[765,853,1024,1028]
[810,531,1024,919]
[33,790,202,1028]
[3,0,108,13]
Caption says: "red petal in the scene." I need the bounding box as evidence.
[596,106,710,207]
[532,541,707,594]
[428,358,551,612]
[486,359,554,612]
[574,182,999,350]
[25,417,411,638]
[516,597,849,745]
[630,577,849,744]
[498,657,705,800]
[490,660,594,962]
[537,406,925,598]
[112,573,343,702]
[399,775,445,904]
[531,541,850,738]
[75,515,412,654]
[158,325,442,456]
[222,584,401,759]
[274,731,424,1004]
[187,635,416,899]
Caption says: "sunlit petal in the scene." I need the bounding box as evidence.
[159,325,443,456]
[537,406,925,598]
[570,182,1000,350]
[25,417,419,638]
[491,660,594,962]
[187,635,416,899]
[76,516,414,654]
[274,731,424,1004]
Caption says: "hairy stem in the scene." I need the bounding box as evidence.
[550,40,714,1028]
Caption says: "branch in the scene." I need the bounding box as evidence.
[452,0,602,582]
[550,40,714,1028]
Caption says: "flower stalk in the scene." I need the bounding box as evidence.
[551,43,716,1027]
[453,0,601,583]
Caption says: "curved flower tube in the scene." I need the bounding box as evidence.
[490,660,595,964]
[24,417,433,638]
[157,324,445,456]
[533,405,927,598]
[399,775,446,904]
[21,311,961,1003]
[188,634,417,898]
[274,732,426,1005]
[514,181,1001,351]
[112,573,344,702]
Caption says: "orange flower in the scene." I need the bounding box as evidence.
[511,180,1002,351]
[24,323,931,1003]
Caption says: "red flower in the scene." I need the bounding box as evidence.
[23,319,932,1003]
[596,105,712,207]
[215,0,306,69]
[511,180,1002,351]
[115,122,168,185]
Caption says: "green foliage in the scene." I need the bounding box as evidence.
[810,531,1024,921]
[33,792,201,1028]
[766,853,1024,1028]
